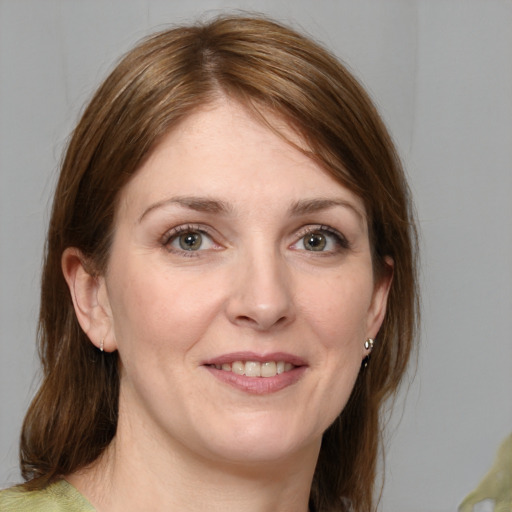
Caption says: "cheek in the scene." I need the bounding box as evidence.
[298,281,371,434]
[107,261,224,355]
[300,271,374,346]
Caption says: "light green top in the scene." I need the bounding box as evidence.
[0,479,95,511]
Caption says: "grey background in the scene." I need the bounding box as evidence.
[1,1,511,511]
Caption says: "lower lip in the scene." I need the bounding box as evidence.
[204,366,307,395]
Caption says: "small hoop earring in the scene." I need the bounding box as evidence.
[99,339,104,352]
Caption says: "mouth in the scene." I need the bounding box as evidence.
[202,352,307,394]
[206,360,295,378]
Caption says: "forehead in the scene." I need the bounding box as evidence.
[116,98,366,222]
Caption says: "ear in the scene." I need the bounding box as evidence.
[61,248,114,352]
[365,256,394,341]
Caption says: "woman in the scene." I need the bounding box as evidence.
[0,15,418,512]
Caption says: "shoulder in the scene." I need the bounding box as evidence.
[0,479,95,511]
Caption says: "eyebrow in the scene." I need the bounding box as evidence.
[289,198,365,224]
[138,196,232,222]
[138,196,364,224]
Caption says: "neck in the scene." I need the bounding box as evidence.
[67,415,319,512]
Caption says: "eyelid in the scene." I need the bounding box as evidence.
[161,223,222,255]
[292,224,350,252]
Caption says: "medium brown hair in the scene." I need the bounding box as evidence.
[20,15,419,512]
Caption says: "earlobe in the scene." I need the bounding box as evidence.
[61,248,114,351]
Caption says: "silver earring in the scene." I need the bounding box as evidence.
[99,339,104,352]
[362,338,374,368]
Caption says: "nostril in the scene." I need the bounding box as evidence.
[234,313,289,331]
[274,316,287,326]
[234,315,262,328]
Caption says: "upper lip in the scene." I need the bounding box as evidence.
[202,351,307,367]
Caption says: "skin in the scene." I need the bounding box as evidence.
[62,98,392,512]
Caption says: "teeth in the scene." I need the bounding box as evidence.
[261,361,277,377]
[213,360,295,378]
[232,361,244,375]
[244,361,261,377]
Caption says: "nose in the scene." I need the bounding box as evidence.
[225,247,295,332]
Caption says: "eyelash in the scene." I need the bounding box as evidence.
[293,225,350,253]
[161,224,218,257]
[161,223,350,257]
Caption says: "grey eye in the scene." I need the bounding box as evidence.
[303,232,327,251]
[165,226,217,254]
[178,232,203,251]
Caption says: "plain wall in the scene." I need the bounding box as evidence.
[1,1,511,511]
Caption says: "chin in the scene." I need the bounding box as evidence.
[194,415,322,467]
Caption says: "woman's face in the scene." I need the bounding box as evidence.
[98,99,390,466]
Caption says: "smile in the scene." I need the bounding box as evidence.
[207,361,295,378]
[203,352,307,394]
